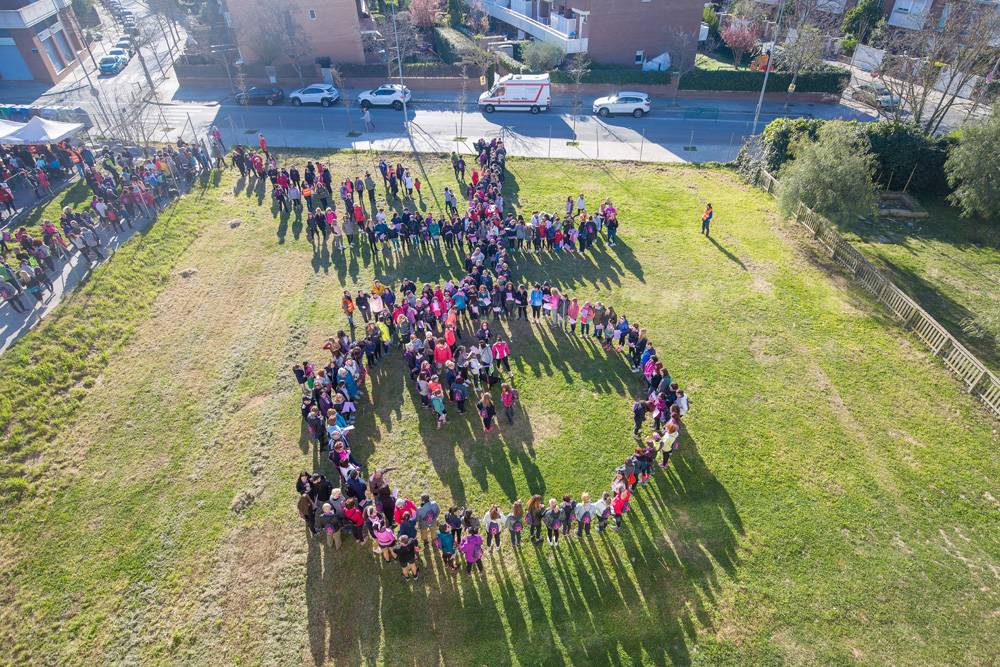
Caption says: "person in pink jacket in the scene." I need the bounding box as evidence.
[567,297,580,334]
[459,527,484,574]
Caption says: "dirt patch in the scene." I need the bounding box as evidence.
[749,335,780,366]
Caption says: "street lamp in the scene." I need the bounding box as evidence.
[388,0,409,134]
[751,1,787,136]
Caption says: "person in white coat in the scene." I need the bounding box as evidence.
[482,505,507,550]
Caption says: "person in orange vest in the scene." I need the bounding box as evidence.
[701,203,713,237]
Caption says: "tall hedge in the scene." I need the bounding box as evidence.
[679,67,850,94]
[737,117,953,195]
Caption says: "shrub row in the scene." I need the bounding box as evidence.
[333,62,466,78]
[679,66,850,94]
[551,66,671,85]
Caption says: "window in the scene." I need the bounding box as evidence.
[308,9,317,20]
[634,50,645,64]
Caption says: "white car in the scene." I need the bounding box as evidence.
[107,47,131,62]
[357,84,411,111]
[289,83,340,107]
[592,92,651,118]
[853,83,901,111]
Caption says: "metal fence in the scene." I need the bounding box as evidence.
[750,168,1000,420]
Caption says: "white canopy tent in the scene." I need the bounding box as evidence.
[0,119,26,143]
[3,116,84,145]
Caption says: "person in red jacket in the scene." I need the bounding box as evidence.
[611,487,631,530]
[343,498,366,543]
[433,338,453,370]
[394,497,418,525]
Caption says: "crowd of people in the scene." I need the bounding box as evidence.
[220,135,622,261]
[292,148,689,578]
[0,141,209,313]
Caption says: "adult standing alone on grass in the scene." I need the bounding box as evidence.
[701,203,713,236]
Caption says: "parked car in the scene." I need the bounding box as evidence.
[853,83,901,111]
[592,91,651,118]
[107,47,131,62]
[114,38,133,54]
[235,87,285,106]
[358,83,411,110]
[288,83,340,107]
[99,54,128,75]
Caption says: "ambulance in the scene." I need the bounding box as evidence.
[478,73,552,114]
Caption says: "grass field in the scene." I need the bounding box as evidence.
[0,154,997,666]
[837,201,1000,370]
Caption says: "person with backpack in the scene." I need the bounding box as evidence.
[574,493,600,538]
[482,504,506,551]
[459,527,484,574]
[559,495,576,540]
[525,495,544,544]
[436,522,458,572]
[542,498,562,546]
[477,392,497,433]
[611,487,632,530]
[500,383,518,424]
[506,500,525,547]
[415,493,440,546]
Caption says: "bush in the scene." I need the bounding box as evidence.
[334,62,465,77]
[679,65,850,93]
[946,109,1000,221]
[778,122,877,224]
[841,36,858,56]
[431,26,460,63]
[433,26,479,59]
[703,5,721,42]
[550,65,670,85]
[842,0,883,43]
[738,117,952,195]
[522,41,565,73]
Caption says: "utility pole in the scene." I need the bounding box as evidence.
[751,0,787,136]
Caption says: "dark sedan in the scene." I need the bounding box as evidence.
[235,87,285,106]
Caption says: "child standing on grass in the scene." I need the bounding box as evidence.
[393,534,420,581]
[597,492,612,534]
[543,498,562,546]
[526,495,544,544]
[611,487,631,530]
[431,388,448,427]
[559,495,576,539]
[500,383,518,424]
[460,527,485,575]
[477,392,497,433]
[482,504,506,550]
[507,500,525,547]
[446,506,463,545]
[437,523,458,572]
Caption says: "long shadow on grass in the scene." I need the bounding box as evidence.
[303,338,742,666]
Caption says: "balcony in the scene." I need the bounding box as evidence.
[482,0,588,54]
[0,0,71,29]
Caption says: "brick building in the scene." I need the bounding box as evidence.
[0,0,85,84]
[480,0,705,66]
[221,0,366,66]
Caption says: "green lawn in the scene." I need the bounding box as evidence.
[0,155,997,666]
[695,53,739,71]
[837,200,1000,369]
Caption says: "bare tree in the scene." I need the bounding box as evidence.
[874,3,1000,134]
[465,0,491,35]
[330,66,356,136]
[370,10,427,78]
[666,29,697,105]
[565,53,591,138]
[410,0,444,29]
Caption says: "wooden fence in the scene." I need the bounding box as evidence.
[750,169,1000,420]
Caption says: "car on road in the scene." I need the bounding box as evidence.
[235,87,285,106]
[288,83,340,107]
[592,92,651,118]
[357,84,411,110]
[114,38,133,55]
[98,54,128,75]
[852,83,901,111]
[107,47,131,62]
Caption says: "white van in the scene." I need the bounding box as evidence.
[478,73,551,114]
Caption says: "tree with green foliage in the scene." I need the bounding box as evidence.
[703,5,720,41]
[521,40,565,73]
[946,108,1000,221]
[841,0,882,43]
[447,0,464,26]
[778,122,877,223]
